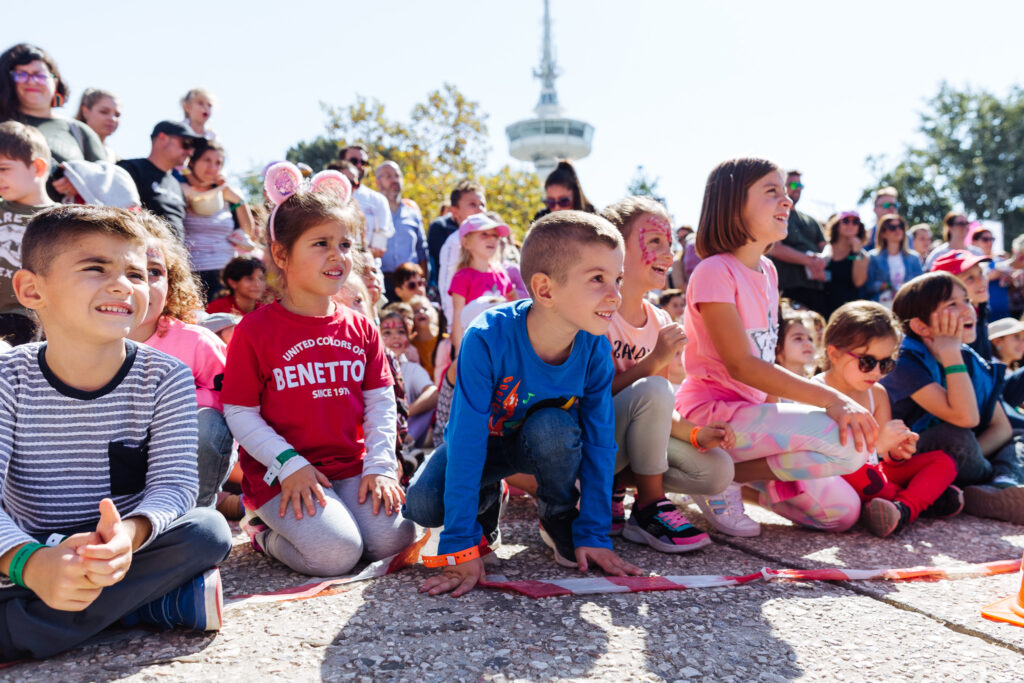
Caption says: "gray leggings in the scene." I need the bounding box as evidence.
[256,477,416,576]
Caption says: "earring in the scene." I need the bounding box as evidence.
[51,92,65,108]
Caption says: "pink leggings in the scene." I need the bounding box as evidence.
[686,401,868,532]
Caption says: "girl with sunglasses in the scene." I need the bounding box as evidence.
[821,211,870,318]
[819,301,960,537]
[866,212,924,306]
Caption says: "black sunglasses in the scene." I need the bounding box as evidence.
[882,221,905,231]
[847,351,895,374]
[544,197,573,210]
[346,157,368,166]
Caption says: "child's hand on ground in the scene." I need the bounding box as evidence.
[23,535,104,611]
[420,557,484,597]
[574,547,642,576]
[279,464,330,520]
[697,421,736,450]
[359,474,405,516]
[825,396,879,453]
[650,323,687,370]
[77,499,135,587]
[923,309,965,364]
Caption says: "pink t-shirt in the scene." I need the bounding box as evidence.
[144,316,227,411]
[606,299,672,376]
[449,266,514,305]
[676,253,779,420]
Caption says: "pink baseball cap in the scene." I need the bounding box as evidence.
[930,249,991,275]
[458,213,510,241]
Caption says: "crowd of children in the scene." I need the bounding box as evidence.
[4,109,1024,661]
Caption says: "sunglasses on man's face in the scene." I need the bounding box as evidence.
[878,201,901,210]
[788,181,804,191]
[544,196,573,210]
[848,351,895,374]
[347,157,368,167]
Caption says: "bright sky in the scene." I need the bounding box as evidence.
[10,0,1024,228]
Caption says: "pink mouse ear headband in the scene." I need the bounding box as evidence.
[264,161,352,242]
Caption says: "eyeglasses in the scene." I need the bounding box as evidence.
[788,182,804,191]
[847,351,896,374]
[877,201,901,210]
[346,157,368,167]
[544,197,574,210]
[402,279,425,289]
[950,220,970,227]
[882,221,905,231]
[840,217,861,225]
[10,70,53,86]
[976,235,995,243]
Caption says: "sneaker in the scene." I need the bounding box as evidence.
[239,499,268,554]
[122,568,223,631]
[920,485,965,519]
[610,488,627,536]
[964,483,1024,524]
[478,480,510,550]
[692,483,760,537]
[862,498,911,538]
[622,498,711,553]
[538,510,579,569]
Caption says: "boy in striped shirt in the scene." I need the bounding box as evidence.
[0,205,232,661]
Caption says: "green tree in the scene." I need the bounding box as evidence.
[627,165,665,205]
[864,83,1024,238]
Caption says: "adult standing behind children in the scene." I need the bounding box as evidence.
[376,161,427,298]
[0,44,108,200]
[0,205,232,660]
[340,145,393,257]
[405,211,642,595]
[426,180,486,296]
[118,121,200,243]
[767,170,827,316]
[0,121,57,345]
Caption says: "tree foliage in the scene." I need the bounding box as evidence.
[627,165,666,206]
[282,83,540,238]
[864,83,1024,237]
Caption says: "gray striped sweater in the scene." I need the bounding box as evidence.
[0,341,199,561]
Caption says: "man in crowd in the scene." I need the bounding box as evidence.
[866,186,901,249]
[376,160,427,299]
[426,180,486,296]
[340,145,393,257]
[117,121,199,242]
[768,169,827,314]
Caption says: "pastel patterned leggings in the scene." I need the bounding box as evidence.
[688,401,867,532]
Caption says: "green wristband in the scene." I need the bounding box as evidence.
[943,364,968,376]
[276,449,299,466]
[8,542,45,588]
[229,201,243,212]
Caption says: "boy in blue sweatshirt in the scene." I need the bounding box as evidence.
[404,210,642,596]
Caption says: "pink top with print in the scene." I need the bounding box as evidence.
[606,299,672,376]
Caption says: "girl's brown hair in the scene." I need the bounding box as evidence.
[942,210,968,242]
[138,213,203,327]
[75,87,118,123]
[891,271,965,340]
[267,191,362,295]
[696,157,781,259]
[822,301,900,369]
[824,213,867,246]
[875,212,908,252]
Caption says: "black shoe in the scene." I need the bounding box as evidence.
[478,480,510,549]
[538,509,578,568]
[920,485,965,519]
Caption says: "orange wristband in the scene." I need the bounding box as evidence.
[689,426,707,452]
[422,545,481,568]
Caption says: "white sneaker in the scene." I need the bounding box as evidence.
[692,483,760,537]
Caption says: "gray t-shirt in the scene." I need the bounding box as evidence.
[0,199,48,315]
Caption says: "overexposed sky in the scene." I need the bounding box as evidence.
[9,0,1024,227]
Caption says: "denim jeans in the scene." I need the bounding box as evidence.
[404,407,583,528]
[197,408,236,507]
[917,422,1024,486]
[0,507,232,661]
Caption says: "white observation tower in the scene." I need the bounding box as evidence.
[506,0,594,177]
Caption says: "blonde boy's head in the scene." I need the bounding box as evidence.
[0,121,50,204]
[520,211,623,298]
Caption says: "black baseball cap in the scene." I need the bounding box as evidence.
[151,120,201,140]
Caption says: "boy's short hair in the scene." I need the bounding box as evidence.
[21,205,150,275]
[891,271,966,340]
[520,211,623,297]
[0,120,49,167]
[658,288,683,307]
[450,180,484,208]
[392,261,424,288]
[599,196,669,240]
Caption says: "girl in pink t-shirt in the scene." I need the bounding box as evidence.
[129,216,233,510]
[449,213,517,353]
[221,163,414,577]
[676,158,878,536]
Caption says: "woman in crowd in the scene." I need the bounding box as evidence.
[924,211,977,269]
[533,159,595,220]
[75,88,120,161]
[0,43,107,198]
[822,211,869,318]
[908,223,933,262]
[866,213,922,305]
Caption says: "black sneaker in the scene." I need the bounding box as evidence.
[862,498,911,538]
[622,498,711,553]
[538,509,578,568]
[920,485,965,519]
[478,480,510,550]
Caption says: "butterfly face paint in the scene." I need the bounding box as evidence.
[638,214,672,266]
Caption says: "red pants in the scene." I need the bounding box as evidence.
[841,450,957,521]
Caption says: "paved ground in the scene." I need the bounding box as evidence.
[4,493,1024,682]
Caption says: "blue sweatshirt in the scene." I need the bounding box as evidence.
[439,300,617,554]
